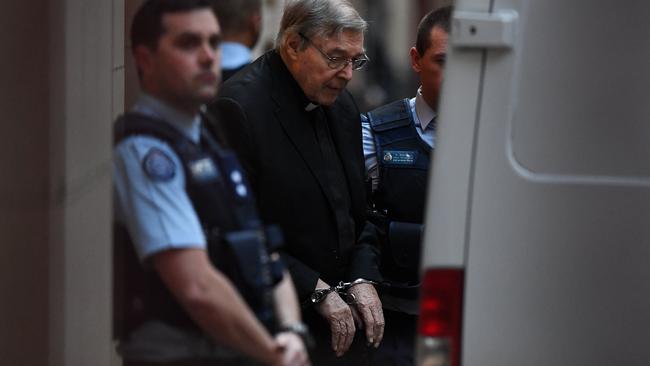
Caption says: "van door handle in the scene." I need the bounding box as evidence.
[451,10,518,49]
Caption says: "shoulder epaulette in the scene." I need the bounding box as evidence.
[113,112,189,147]
[366,98,411,132]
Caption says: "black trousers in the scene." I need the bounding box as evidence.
[368,309,417,366]
[305,310,371,366]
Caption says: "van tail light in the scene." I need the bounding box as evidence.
[417,268,464,366]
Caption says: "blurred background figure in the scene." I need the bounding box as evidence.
[361,6,452,366]
[211,0,262,81]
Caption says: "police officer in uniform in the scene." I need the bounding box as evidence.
[113,1,310,365]
[360,7,452,365]
[212,0,262,82]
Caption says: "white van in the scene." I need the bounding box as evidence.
[417,0,650,365]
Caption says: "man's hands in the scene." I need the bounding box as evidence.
[313,279,384,356]
[314,290,356,357]
[273,332,311,366]
[348,283,384,348]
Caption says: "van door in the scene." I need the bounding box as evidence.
[419,0,650,365]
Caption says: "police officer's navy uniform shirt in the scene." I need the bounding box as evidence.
[113,93,206,263]
[362,87,437,191]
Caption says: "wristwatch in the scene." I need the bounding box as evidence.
[278,322,315,349]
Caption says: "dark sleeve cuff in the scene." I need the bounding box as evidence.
[279,251,320,303]
[348,221,383,282]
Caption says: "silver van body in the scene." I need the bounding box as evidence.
[418,0,650,364]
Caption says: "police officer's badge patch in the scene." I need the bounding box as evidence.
[382,150,418,166]
[142,147,176,181]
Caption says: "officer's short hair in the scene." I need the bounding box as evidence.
[212,0,261,37]
[415,6,453,56]
[131,0,216,51]
[275,0,367,51]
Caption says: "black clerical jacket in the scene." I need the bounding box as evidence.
[209,51,381,303]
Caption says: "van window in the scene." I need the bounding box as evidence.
[509,0,650,181]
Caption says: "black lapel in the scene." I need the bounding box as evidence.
[325,94,365,221]
[268,54,337,213]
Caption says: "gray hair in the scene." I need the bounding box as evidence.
[275,0,367,50]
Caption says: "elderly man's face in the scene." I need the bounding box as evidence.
[292,30,365,106]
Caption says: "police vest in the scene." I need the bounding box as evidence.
[364,99,432,290]
[113,112,283,337]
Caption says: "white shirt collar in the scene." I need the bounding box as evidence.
[414,86,437,131]
[305,103,319,112]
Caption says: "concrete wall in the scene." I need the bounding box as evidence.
[125,0,145,111]
[0,0,120,365]
[0,2,51,362]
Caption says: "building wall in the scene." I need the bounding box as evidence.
[125,0,146,111]
[0,2,51,362]
[0,0,119,365]
[255,0,284,55]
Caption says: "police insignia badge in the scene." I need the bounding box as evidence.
[382,150,418,166]
[142,147,176,181]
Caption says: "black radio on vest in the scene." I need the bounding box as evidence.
[113,112,284,337]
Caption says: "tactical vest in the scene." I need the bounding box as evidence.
[364,99,432,290]
[113,112,282,338]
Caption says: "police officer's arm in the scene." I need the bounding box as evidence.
[272,271,311,366]
[272,270,301,328]
[360,112,380,194]
[152,248,283,365]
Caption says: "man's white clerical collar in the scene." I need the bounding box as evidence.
[305,103,319,112]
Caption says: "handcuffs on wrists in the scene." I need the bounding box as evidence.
[309,278,378,305]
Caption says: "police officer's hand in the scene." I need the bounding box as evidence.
[314,291,356,357]
[348,283,384,348]
[274,332,310,366]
